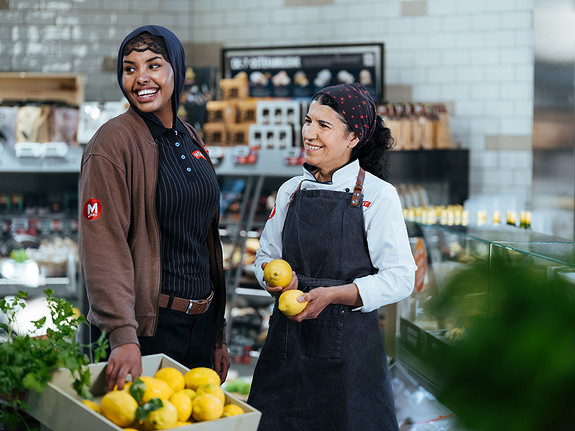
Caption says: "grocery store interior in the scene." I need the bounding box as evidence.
[2,0,575,430]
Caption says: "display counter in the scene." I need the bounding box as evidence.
[398,221,575,395]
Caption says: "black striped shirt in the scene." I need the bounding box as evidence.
[148,119,219,300]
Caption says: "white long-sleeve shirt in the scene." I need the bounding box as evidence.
[254,159,417,312]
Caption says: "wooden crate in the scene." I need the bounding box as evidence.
[0,72,85,107]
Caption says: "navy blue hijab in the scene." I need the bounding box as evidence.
[117,25,185,129]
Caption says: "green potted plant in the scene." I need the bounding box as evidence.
[428,257,575,431]
[0,289,108,431]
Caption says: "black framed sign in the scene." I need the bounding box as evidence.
[221,43,384,101]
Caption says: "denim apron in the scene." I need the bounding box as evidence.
[248,168,399,431]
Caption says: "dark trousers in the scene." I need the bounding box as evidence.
[90,304,216,369]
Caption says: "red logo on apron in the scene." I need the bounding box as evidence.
[193,150,206,160]
[267,203,276,220]
[83,198,102,221]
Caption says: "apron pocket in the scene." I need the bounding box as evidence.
[260,307,288,360]
[300,304,344,364]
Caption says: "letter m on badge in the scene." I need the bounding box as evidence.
[83,198,102,221]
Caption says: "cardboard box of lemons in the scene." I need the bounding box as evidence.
[278,289,308,316]
[264,259,293,287]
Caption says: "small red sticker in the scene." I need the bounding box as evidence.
[83,198,102,221]
[363,201,371,208]
[193,150,206,160]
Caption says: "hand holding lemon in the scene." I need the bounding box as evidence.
[263,259,293,288]
[278,289,308,316]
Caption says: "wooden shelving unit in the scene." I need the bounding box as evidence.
[0,72,85,106]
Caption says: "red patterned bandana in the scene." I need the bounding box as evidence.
[315,83,377,146]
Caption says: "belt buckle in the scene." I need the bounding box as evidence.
[185,291,213,314]
[186,300,197,314]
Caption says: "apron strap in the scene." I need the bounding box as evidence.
[291,167,366,207]
[351,167,366,207]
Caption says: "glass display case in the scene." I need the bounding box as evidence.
[397,221,575,395]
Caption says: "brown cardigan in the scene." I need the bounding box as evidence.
[79,107,226,350]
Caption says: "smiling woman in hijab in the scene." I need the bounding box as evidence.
[79,25,229,392]
[247,83,416,430]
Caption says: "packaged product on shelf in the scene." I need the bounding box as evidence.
[228,123,251,146]
[16,105,51,143]
[409,103,422,150]
[220,75,250,100]
[435,103,453,149]
[235,99,258,123]
[49,105,80,146]
[0,105,18,149]
[202,122,227,146]
[420,104,437,150]
[249,124,294,149]
[206,100,237,123]
[256,100,301,126]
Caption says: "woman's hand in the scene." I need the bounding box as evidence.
[214,343,230,384]
[288,283,363,323]
[105,343,142,392]
[261,261,298,296]
[287,287,332,322]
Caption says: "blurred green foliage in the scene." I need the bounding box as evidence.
[429,256,575,431]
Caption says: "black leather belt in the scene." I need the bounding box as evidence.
[158,291,213,314]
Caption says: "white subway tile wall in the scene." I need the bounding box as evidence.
[0,0,535,201]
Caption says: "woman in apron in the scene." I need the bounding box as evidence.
[248,83,417,430]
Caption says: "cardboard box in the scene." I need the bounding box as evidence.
[206,100,237,124]
[228,123,251,146]
[202,122,228,146]
[26,354,261,431]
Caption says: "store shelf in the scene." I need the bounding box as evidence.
[213,146,302,177]
[0,145,84,173]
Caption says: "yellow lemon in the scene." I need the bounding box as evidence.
[144,399,178,430]
[181,388,197,401]
[100,390,139,427]
[263,259,293,287]
[196,383,225,405]
[278,289,308,316]
[191,393,224,422]
[173,422,192,428]
[184,367,221,391]
[81,399,101,414]
[113,381,132,392]
[170,390,193,422]
[154,367,185,392]
[138,376,174,405]
[222,403,244,417]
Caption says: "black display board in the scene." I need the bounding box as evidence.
[222,43,384,102]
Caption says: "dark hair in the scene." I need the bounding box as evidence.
[312,93,394,180]
[122,32,171,64]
